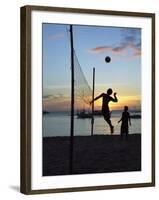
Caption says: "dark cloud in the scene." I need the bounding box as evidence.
[42,95,53,99]
[43,94,64,100]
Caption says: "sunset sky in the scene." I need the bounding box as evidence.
[42,23,141,112]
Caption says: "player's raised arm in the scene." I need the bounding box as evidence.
[110,92,118,102]
[90,93,103,104]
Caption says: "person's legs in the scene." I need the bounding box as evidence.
[103,113,114,134]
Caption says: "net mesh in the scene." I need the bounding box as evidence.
[73,51,92,114]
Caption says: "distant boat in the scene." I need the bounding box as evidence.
[130,114,141,119]
[77,110,141,119]
[93,110,102,116]
[77,110,103,118]
[43,110,50,114]
[77,110,92,118]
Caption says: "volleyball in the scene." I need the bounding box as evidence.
[105,56,111,63]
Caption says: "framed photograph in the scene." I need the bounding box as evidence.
[20,5,155,194]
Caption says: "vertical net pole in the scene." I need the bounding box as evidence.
[91,67,95,136]
[69,25,74,174]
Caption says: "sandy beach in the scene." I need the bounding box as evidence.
[43,134,141,176]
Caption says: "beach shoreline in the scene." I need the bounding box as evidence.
[43,134,141,176]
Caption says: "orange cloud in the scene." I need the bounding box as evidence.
[88,44,141,59]
[88,46,126,55]
[43,97,70,112]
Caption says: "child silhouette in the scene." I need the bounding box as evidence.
[118,106,131,139]
[91,88,118,134]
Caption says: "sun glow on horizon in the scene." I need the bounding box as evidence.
[43,94,141,112]
[94,95,140,110]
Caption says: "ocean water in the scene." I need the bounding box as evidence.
[43,111,141,137]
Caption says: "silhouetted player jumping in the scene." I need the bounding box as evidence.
[92,88,118,134]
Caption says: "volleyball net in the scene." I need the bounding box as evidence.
[73,51,92,115]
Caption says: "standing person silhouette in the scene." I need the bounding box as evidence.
[91,88,118,134]
[118,106,131,139]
